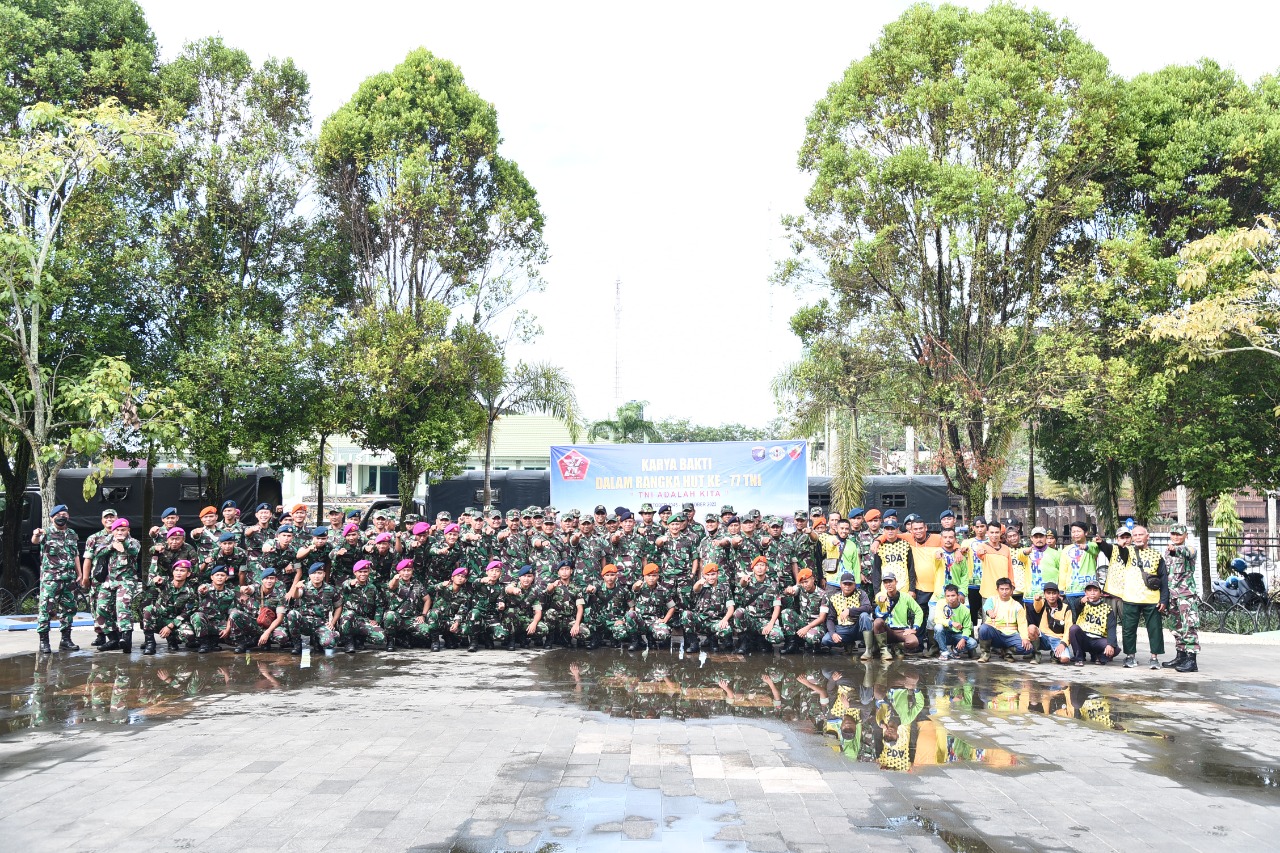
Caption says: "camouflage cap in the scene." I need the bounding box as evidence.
[606,513,619,523]
[748,509,762,520]
[525,505,542,515]
[543,506,557,516]
[681,502,695,512]
[704,513,718,522]
[436,511,451,520]
[640,503,655,513]
[506,509,520,519]
[570,508,581,518]
[720,505,735,515]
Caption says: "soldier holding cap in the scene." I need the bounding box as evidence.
[1162,524,1200,672]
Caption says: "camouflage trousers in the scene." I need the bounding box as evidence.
[191,609,255,641]
[463,614,510,642]
[140,605,197,643]
[542,609,591,638]
[589,613,632,642]
[681,610,733,640]
[94,580,138,633]
[227,607,288,646]
[283,611,338,649]
[503,612,550,640]
[383,610,434,643]
[631,615,671,643]
[732,606,783,644]
[422,607,468,638]
[780,610,826,648]
[37,574,78,633]
[338,612,386,644]
[1167,594,1201,653]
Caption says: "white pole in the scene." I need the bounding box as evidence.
[904,425,916,477]
[1176,484,1188,526]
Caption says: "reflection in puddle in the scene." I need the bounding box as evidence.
[0,651,342,735]
[537,650,1280,788]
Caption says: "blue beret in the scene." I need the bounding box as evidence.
[259,568,276,578]
[221,500,237,510]
[311,526,328,536]
[618,510,633,521]
[209,564,230,575]
[307,562,327,574]
[516,565,533,577]
[161,506,178,517]
[848,507,865,518]
[217,532,236,542]
[346,509,361,518]
[658,504,671,513]
[255,502,270,512]
[883,509,898,518]
[555,560,574,570]
[939,509,955,519]
[50,504,68,516]
[278,524,295,533]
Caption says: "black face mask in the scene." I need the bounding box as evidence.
[53,516,68,527]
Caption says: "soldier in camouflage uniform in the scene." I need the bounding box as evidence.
[215,500,246,546]
[401,522,436,585]
[201,532,249,584]
[338,561,388,653]
[653,514,699,614]
[384,559,432,648]
[759,517,797,599]
[680,503,706,543]
[608,512,654,585]
[33,504,81,653]
[233,567,290,651]
[92,519,142,653]
[627,564,677,650]
[733,556,784,653]
[259,525,301,587]
[585,564,632,647]
[463,560,509,651]
[424,567,473,651]
[541,561,589,647]
[242,503,277,580]
[780,568,831,654]
[190,507,222,566]
[681,563,734,653]
[364,533,398,583]
[717,516,763,586]
[573,517,610,582]
[635,503,663,544]
[786,511,820,586]
[427,524,463,583]
[283,562,342,653]
[141,559,199,653]
[1161,523,1201,673]
[296,527,333,578]
[497,511,531,576]
[697,515,727,584]
[502,565,547,648]
[149,527,198,582]
[328,524,365,586]
[456,514,492,579]
[81,508,117,648]
[191,565,241,653]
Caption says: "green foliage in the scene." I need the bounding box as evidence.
[1213,493,1243,578]
[651,418,782,444]
[588,401,660,444]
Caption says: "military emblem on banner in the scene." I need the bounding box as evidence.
[751,446,767,461]
[558,449,590,481]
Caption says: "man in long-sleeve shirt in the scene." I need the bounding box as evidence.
[1068,581,1118,665]
[821,571,873,657]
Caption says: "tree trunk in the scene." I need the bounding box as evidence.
[1196,492,1212,595]
[142,440,156,534]
[395,453,422,519]
[0,439,32,595]
[482,415,496,507]
[1026,419,1037,526]
[315,433,328,521]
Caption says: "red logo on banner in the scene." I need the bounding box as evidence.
[558,449,590,481]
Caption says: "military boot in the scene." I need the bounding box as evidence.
[92,629,106,648]
[234,639,249,654]
[99,630,121,651]
[1162,650,1187,669]
[684,634,700,654]
[384,636,395,652]
[467,638,479,652]
[732,634,750,654]
[346,637,357,654]
[430,635,444,652]
[38,631,51,654]
[59,629,79,651]
[167,634,181,652]
[1175,653,1198,673]
[197,638,212,653]
[142,632,157,656]
[119,631,132,654]
[291,637,303,655]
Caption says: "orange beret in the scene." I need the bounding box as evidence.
[797,568,813,581]
[200,506,217,517]
[864,509,882,521]
[702,563,719,575]
[812,516,827,526]
[290,503,307,513]
[642,563,659,576]
[751,555,768,567]
[602,563,618,574]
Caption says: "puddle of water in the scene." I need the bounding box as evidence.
[534,650,1280,792]
[870,813,996,853]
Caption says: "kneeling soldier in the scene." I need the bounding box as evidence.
[338,559,387,654]
[627,564,677,651]
[780,568,829,654]
[141,559,198,654]
[284,562,341,653]
[384,558,432,649]
[681,563,734,653]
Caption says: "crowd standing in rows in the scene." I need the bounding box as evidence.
[29,499,1202,673]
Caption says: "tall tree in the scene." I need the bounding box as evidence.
[778,3,1121,514]
[588,401,660,444]
[475,361,581,506]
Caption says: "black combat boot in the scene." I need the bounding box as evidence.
[626,634,644,652]
[291,637,303,655]
[345,637,357,654]
[197,637,212,653]
[384,636,395,652]
[38,631,51,654]
[99,630,121,651]
[778,637,797,656]
[430,635,443,652]
[142,632,157,656]
[733,634,751,654]
[1175,652,1198,673]
[167,634,181,652]
[1162,650,1187,669]
[234,639,249,654]
[685,635,700,654]
[119,631,132,654]
[59,629,79,651]
[504,637,517,651]
[467,639,479,652]
[92,629,106,648]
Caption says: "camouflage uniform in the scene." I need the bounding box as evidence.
[93,538,142,634]
[191,584,239,641]
[499,528,532,572]
[141,580,199,644]
[242,523,276,579]
[258,541,300,587]
[190,527,221,566]
[383,578,433,644]
[328,544,364,587]
[230,582,289,647]
[37,528,80,635]
[338,579,387,645]
[366,547,398,584]
[781,586,831,649]
[201,546,249,583]
[464,578,509,643]
[608,531,654,586]
[503,582,548,639]
[574,532,610,582]
[655,534,698,612]
[215,520,246,546]
[733,577,784,643]
[423,581,473,638]
[541,579,589,638]
[630,583,677,643]
[681,582,735,642]
[586,581,633,643]
[1165,543,1200,654]
[283,582,341,649]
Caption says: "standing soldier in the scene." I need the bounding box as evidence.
[148,506,182,548]
[1162,524,1201,673]
[32,504,80,654]
[140,559,198,654]
[681,564,735,653]
[428,524,463,582]
[191,506,221,566]
[680,503,706,543]
[573,517,609,582]
[242,503,277,580]
[384,559,432,649]
[787,511,819,588]
[498,510,531,572]
[653,514,698,615]
[607,511,653,585]
[329,524,365,586]
[503,565,547,649]
[216,501,246,544]
[259,524,301,587]
[338,561,388,654]
[697,514,728,589]
[92,518,141,653]
[81,508,118,648]
[635,503,662,543]
[202,532,249,585]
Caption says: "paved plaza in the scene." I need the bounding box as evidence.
[0,628,1277,852]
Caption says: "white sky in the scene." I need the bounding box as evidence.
[140,0,1280,426]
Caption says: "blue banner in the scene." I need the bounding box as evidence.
[549,441,808,516]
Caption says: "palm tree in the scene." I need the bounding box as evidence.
[477,361,582,506]
[588,401,660,444]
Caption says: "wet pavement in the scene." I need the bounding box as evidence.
[0,640,1278,851]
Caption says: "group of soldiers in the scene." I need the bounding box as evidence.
[31,498,1202,673]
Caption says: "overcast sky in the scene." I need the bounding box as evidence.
[140,1,1279,427]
